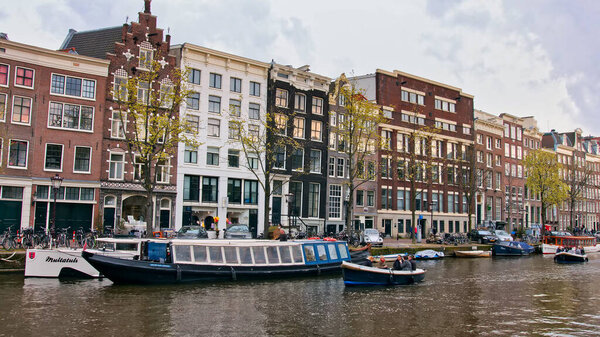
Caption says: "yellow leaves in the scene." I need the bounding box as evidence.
[524,149,568,206]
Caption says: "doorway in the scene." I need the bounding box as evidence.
[384,219,391,237]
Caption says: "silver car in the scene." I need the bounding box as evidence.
[363,228,384,247]
[493,230,513,242]
[224,225,253,239]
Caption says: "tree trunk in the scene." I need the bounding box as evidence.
[145,190,154,238]
[263,178,271,236]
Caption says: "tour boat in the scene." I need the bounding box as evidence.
[414,249,445,260]
[454,250,492,258]
[82,239,354,284]
[541,233,600,254]
[25,238,141,278]
[492,241,535,256]
[341,261,426,286]
[554,251,588,263]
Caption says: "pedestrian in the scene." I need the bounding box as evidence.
[408,255,417,271]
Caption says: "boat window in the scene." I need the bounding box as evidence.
[239,247,252,264]
[209,246,223,263]
[279,247,292,263]
[224,246,238,264]
[175,245,192,262]
[292,246,303,263]
[267,246,280,264]
[316,244,327,261]
[252,247,266,264]
[97,242,116,251]
[193,246,207,263]
[337,243,348,259]
[303,245,316,262]
[116,243,138,251]
[327,244,338,260]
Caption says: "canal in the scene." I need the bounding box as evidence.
[1,255,599,336]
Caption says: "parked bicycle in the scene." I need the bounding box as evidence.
[1,226,16,250]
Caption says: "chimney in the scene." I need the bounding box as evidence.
[0,32,9,40]
[144,0,151,14]
[122,24,128,42]
[165,34,171,52]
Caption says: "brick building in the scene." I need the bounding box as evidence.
[0,37,109,233]
[61,0,178,233]
[354,69,475,238]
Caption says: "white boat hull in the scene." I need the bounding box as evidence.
[25,249,100,278]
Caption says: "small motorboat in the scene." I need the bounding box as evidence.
[554,251,588,263]
[454,250,491,258]
[414,249,445,260]
[492,241,535,256]
[372,253,407,263]
[341,261,425,286]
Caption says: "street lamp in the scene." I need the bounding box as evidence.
[50,174,63,236]
[285,193,295,233]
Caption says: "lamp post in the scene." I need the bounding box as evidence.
[50,174,63,236]
[285,193,295,233]
[429,200,437,236]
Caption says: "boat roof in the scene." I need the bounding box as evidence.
[97,238,142,243]
[166,239,345,246]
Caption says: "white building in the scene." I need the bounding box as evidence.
[171,44,269,236]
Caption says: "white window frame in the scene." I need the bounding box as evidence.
[311,120,322,141]
[110,111,127,139]
[312,97,323,115]
[47,101,95,132]
[0,92,7,122]
[50,72,97,101]
[328,184,342,220]
[156,158,171,184]
[275,88,288,108]
[8,139,29,170]
[11,96,32,126]
[309,149,322,174]
[293,117,305,139]
[0,63,9,88]
[294,93,306,112]
[108,151,125,180]
[14,66,35,89]
[73,146,92,174]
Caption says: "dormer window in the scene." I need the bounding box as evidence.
[138,42,154,71]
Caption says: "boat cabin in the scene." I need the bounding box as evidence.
[543,235,595,248]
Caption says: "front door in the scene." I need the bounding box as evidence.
[326,224,336,236]
[34,202,48,232]
[159,210,170,229]
[249,209,258,238]
[365,219,373,229]
[384,219,392,237]
[272,197,282,226]
[103,207,115,233]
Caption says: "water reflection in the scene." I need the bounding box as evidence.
[0,255,598,336]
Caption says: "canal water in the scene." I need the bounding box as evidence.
[1,255,599,336]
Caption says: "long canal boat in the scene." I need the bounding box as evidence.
[82,239,355,284]
[541,233,600,254]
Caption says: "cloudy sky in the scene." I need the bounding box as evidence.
[2,0,598,135]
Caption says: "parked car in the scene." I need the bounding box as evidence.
[493,230,513,242]
[177,225,208,239]
[224,225,253,239]
[363,228,384,247]
[468,229,498,244]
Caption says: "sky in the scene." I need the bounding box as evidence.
[1,0,598,136]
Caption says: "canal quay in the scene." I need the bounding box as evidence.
[1,249,599,336]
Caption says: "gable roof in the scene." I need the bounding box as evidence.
[60,26,124,59]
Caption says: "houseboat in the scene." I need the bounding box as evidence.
[82,239,354,284]
[24,238,141,278]
[541,232,600,254]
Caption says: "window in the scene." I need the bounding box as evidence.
[329,132,336,150]
[228,149,240,168]
[202,177,218,203]
[108,152,124,180]
[135,81,150,105]
[156,159,170,183]
[291,148,304,171]
[504,143,510,157]
[249,103,260,120]
[247,153,258,170]
[188,68,201,85]
[47,102,93,131]
[275,88,288,107]
[0,93,6,121]
[293,117,305,138]
[367,191,374,207]
[133,155,146,181]
[495,138,501,149]
[289,181,302,215]
[186,114,199,134]
[9,140,28,168]
[0,64,8,86]
[309,149,321,173]
[356,190,364,206]
[275,113,287,135]
[434,98,455,112]
[294,94,306,112]
[183,175,200,201]
[73,146,91,173]
[207,118,220,137]
[381,188,392,209]
[207,147,219,166]
[113,72,128,101]
[208,95,221,113]
[244,180,258,204]
[228,99,241,117]
[401,90,425,105]
[159,82,174,108]
[50,74,96,99]
[308,183,320,217]
[230,77,242,93]
[184,146,197,164]
[397,189,405,210]
[337,158,345,177]
[228,178,242,204]
[187,92,200,110]
[248,124,259,140]
[209,73,222,89]
[312,97,324,115]
[329,185,342,219]
[11,96,31,125]
[15,66,34,88]
[228,122,240,140]
[249,81,260,96]
[110,111,126,138]
[463,126,471,135]
[273,145,285,169]
[311,120,322,141]
[328,157,335,177]
[138,44,153,70]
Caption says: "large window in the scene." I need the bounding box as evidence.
[51,74,96,99]
[48,102,93,131]
[275,114,287,135]
[244,180,258,205]
[188,68,201,85]
[356,190,364,206]
[230,77,242,93]
[138,44,153,70]
[73,146,91,173]
[202,177,218,203]
[229,99,241,117]
[208,95,221,113]
[186,114,199,134]
[187,92,200,110]
[111,111,126,138]
[249,81,260,96]
[275,88,288,108]
[227,179,242,204]
[249,103,260,120]
[228,149,240,168]
[8,140,28,168]
[293,117,305,138]
[291,148,304,171]
[15,66,34,88]
[311,120,322,141]
[12,96,31,125]
[184,175,200,201]
[207,118,220,137]
[294,94,306,112]
[309,149,321,173]
[209,73,222,89]
[108,152,124,180]
[206,147,219,166]
[184,146,198,164]
[329,185,341,219]
[156,158,170,183]
[312,97,323,115]
[0,64,8,86]
[308,183,320,218]
[367,191,374,207]
[113,71,128,101]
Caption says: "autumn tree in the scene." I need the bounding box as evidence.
[563,157,594,230]
[112,55,198,237]
[524,149,568,239]
[457,143,489,232]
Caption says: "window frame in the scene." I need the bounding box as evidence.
[14,66,35,89]
[294,93,306,112]
[312,97,324,115]
[249,81,261,97]
[50,73,97,100]
[309,149,322,173]
[188,68,201,85]
[73,146,92,174]
[207,118,221,137]
[8,139,29,169]
[0,92,7,122]
[275,88,288,108]
[230,77,242,93]
[108,152,125,180]
[11,96,32,126]
[47,101,95,132]
[0,63,9,87]
[311,120,322,141]
[209,73,222,89]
